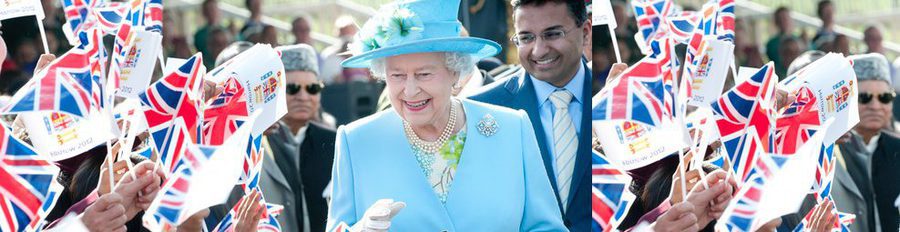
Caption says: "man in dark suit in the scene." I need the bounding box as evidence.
[848,53,900,232]
[470,0,591,231]
[260,44,336,232]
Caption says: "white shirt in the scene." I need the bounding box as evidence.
[293,125,309,145]
[866,133,880,154]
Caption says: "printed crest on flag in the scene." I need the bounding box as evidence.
[207,44,287,136]
[19,111,112,161]
[683,35,734,107]
[778,53,859,144]
[111,26,162,98]
[594,120,685,170]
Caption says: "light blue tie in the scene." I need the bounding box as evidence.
[550,89,576,211]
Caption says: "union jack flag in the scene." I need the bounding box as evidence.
[2,29,105,118]
[711,63,777,181]
[140,54,205,173]
[632,0,674,49]
[91,2,128,35]
[140,0,163,33]
[775,87,821,155]
[717,152,786,231]
[698,1,718,36]
[715,0,735,41]
[665,11,701,44]
[331,222,351,232]
[814,143,836,200]
[202,77,249,146]
[60,0,103,43]
[143,142,212,230]
[593,53,670,127]
[240,135,264,192]
[591,150,634,232]
[0,121,63,232]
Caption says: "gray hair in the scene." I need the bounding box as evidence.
[369,52,475,81]
[850,53,891,85]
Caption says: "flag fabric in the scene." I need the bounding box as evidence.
[779,53,858,145]
[631,0,674,50]
[144,113,251,231]
[140,53,205,173]
[592,0,617,29]
[207,44,287,136]
[202,77,249,146]
[0,0,45,20]
[665,11,700,44]
[330,222,351,232]
[240,134,264,192]
[2,29,105,118]
[141,0,163,33]
[91,2,127,35]
[681,33,734,107]
[593,53,669,127]
[717,120,829,232]
[774,86,821,155]
[710,62,777,181]
[715,0,735,41]
[60,0,103,45]
[0,120,63,232]
[591,150,635,232]
[109,1,162,98]
[18,111,111,161]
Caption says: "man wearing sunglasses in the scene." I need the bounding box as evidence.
[846,53,900,232]
[255,44,336,232]
[470,0,591,231]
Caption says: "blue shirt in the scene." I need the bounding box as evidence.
[530,64,585,174]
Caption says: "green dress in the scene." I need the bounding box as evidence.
[411,129,467,204]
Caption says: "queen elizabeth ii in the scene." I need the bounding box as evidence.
[325,0,566,231]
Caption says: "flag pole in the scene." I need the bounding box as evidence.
[609,26,622,63]
[36,18,50,54]
[677,148,689,200]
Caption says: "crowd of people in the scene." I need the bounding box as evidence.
[0,0,598,231]
[592,0,900,231]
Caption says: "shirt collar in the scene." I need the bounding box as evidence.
[293,125,309,144]
[531,63,585,105]
[865,133,880,154]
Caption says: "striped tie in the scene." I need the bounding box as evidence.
[550,89,576,211]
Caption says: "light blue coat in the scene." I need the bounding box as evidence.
[326,99,567,231]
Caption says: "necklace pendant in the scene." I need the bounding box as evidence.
[477,114,499,137]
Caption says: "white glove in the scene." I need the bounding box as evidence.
[351,199,406,232]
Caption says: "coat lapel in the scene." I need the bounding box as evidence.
[263,136,293,191]
[564,61,592,211]
[510,73,560,202]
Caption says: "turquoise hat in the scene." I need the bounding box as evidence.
[340,0,502,68]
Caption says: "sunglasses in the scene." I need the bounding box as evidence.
[859,92,895,104]
[286,82,324,95]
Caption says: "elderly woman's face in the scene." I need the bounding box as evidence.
[285,70,321,124]
[857,80,893,131]
[385,52,458,127]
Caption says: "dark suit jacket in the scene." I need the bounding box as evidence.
[267,121,336,232]
[873,132,900,232]
[469,61,591,232]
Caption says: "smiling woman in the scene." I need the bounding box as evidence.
[326,0,566,231]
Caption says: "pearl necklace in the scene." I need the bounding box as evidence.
[404,99,458,154]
